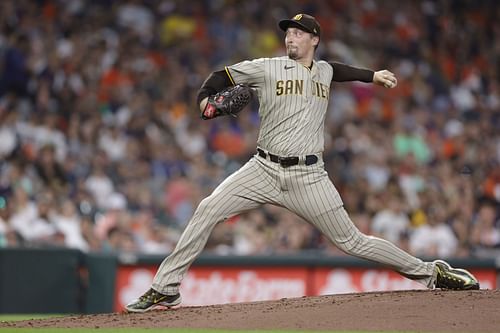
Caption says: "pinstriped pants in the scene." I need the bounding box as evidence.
[152,154,436,295]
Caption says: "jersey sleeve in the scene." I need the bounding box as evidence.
[330,62,374,82]
[318,60,334,82]
[225,58,266,88]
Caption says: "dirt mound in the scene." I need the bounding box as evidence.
[2,290,499,332]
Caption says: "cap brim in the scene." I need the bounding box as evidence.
[278,19,313,34]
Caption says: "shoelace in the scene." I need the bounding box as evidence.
[140,289,157,301]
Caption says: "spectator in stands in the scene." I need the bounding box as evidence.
[409,205,458,258]
[371,194,410,247]
[34,144,67,195]
[53,199,89,251]
[470,200,500,250]
[105,226,138,253]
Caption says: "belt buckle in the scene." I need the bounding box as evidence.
[279,156,298,168]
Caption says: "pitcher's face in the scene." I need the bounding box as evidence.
[285,27,318,60]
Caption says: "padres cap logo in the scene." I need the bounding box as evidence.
[293,14,303,20]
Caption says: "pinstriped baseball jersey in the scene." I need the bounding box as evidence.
[226,56,332,156]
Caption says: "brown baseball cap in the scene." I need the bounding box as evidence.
[279,13,321,37]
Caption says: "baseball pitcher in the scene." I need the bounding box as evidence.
[126,13,479,313]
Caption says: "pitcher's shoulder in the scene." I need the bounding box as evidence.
[316,60,334,77]
[316,60,332,69]
[250,56,295,69]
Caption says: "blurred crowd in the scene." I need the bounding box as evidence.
[0,0,498,258]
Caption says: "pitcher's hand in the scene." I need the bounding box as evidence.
[373,70,397,88]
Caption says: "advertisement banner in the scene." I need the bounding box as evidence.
[115,266,308,311]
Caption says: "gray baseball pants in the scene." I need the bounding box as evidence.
[152,153,436,295]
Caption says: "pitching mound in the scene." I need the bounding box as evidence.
[2,290,499,332]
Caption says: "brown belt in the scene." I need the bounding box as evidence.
[257,148,318,167]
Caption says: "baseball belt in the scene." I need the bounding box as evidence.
[257,148,318,167]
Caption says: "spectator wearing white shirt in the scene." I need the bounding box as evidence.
[34,113,67,162]
[53,199,89,251]
[8,187,37,241]
[10,189,61,245]
[84,165,114,209]
[371,195,410,246]
[98,124,128,162]
[409,205,458,258]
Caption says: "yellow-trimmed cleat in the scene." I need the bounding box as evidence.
[125,288,181,313]
[434,260,480,290]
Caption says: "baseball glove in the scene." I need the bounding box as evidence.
[201,84,252,120]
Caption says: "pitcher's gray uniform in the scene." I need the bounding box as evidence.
[126,14,478,312]
[151,56,435,296]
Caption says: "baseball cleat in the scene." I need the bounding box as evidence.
[125,288,181,313]
[433,260,480,290]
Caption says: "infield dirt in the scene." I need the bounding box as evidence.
[2,289,499,332]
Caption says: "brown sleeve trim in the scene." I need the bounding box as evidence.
[196,70,233,106]
[330,62,374,83]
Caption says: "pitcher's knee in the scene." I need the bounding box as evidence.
[336,232,370,255]
[194,196,226,223]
